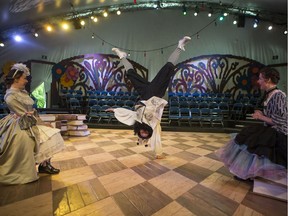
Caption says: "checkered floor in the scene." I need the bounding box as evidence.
[0,129,286,216]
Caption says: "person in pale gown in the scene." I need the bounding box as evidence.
[107,36,191,159]
[0,63,65,185]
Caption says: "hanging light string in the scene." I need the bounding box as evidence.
[88,0,239,54]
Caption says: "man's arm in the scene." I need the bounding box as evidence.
[106,107,137,126]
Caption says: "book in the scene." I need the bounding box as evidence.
[67,120,84,126]
[56,114,78,121]
[76,114,87,120]
[68,130,90,136]
[68,124,88,131]
[58,114,86,120]
[39,114,56,122]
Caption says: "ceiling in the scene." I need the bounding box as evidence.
[0,0,287,40]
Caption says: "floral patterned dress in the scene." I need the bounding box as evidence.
[0,88,65,185]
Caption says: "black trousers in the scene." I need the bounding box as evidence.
[126,62,175,100]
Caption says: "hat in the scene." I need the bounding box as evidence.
[11,63,30,77]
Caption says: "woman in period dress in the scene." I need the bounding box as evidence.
[0,63,65,185]
[216,67,287,180]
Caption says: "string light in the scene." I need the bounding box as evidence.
[14,35,22,42]
[208,7,213,17]
[80,20,85,26]
[194,6,199,16]
[0,2,285,51]
[182,4,187,15]
[46,25,53,32]
[103,11,108,17]
[62,22,69,30]
[156,1,161,10]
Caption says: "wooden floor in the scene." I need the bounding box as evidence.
[0,129,287,216]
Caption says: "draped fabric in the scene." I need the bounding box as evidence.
[113,96,167,156]
[0,88,65,185]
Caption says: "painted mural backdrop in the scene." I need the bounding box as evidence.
[51,53,148,95]
[171,55,264,99]
[0,54,264,101]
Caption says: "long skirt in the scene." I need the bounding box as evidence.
[215,125,287,180]
[0,115,65,185]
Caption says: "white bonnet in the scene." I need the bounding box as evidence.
[11,63,30,77]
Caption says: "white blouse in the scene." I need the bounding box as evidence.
[113,96,168,129]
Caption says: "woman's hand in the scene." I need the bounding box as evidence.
[25,111,34,116]
[252,110,264,120]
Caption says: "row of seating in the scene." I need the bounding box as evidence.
[168,92,232,98]
[169,95,260,105]
[61,89,139,97]
[169,107,224,127]
[169,96,232,103]
[87,95,139,101]
[86,90,139,97]
[87,99,136,108]
[87,104,134,123]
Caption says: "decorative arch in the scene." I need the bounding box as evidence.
[170,55,265,99]
[51,53,148,95]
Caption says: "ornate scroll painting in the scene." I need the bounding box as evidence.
[51,53,148,95]
[171,55,264,99]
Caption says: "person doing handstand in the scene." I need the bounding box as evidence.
[107,36,191,159]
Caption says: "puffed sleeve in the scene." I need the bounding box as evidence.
[114,108,137,126]
[270,92,287,134]
[5,94,27,115]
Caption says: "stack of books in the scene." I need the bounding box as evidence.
[57,114,90,137]
[54,120,68,136]
[39,114,90,137]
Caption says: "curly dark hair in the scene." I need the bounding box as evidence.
[259,67,280,84]
[133,122,153,140]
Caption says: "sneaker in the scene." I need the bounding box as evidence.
[178,36,191,51]
[112,48,127,59]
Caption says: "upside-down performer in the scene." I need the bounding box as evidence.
[107,36,191,159]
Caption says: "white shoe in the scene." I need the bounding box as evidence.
[112,48,127,59]
[178,36,191,51]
